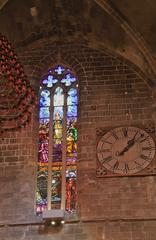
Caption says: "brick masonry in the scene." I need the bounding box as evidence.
[0,41,156,239]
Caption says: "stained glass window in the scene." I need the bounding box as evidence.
[36,65,78,215]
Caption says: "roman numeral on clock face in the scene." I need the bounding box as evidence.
[140,136,150,143]
[142,147,155,151]
[134,161,142,167]
[140,154,151,161]
[111,131,119,140]
[102,139,112,145]
[101,156,112,164]
[113,161,119,170]
[124,163,129,173]
[122,127,128,137]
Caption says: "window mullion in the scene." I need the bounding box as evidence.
[61,94,67,211]
[47,93,54,210]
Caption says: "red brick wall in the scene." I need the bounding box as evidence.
[0,42,156,239]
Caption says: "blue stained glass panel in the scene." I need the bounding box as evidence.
[61,74,76,86]
[67,105,77,117]
[39,118,50,124]
[53,106,63,120]
[66,170,76,178]
[68,88,77,97]
[67,88,78,105]
[66,156,77,162]
[54,87,64,106]
[40,107,50,119]
[42,74,58,87]
[55,65,65,75]
[40,90,50,107]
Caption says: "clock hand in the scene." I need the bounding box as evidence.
[127,132,138,146]
[127,133,144,147]
[118,145,131,156]
[118,133,144,156]
[118,133,137,156]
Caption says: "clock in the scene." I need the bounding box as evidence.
[97,126,155,175]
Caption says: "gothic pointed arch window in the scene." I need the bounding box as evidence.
[36,65,78,215]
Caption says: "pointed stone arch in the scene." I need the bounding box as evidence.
[94,0,156,79]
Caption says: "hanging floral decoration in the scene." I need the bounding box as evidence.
[0,33,37,133]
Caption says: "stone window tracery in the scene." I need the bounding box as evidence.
[36,65,78,215]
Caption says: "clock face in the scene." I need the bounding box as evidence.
[97,127,155,175]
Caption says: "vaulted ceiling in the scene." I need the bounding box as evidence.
[0,0,156,79]
[112,0,156,53]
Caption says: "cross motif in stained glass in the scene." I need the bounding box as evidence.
[61,74,76,86]
[55,66,65,75]
[42,75,58,87]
